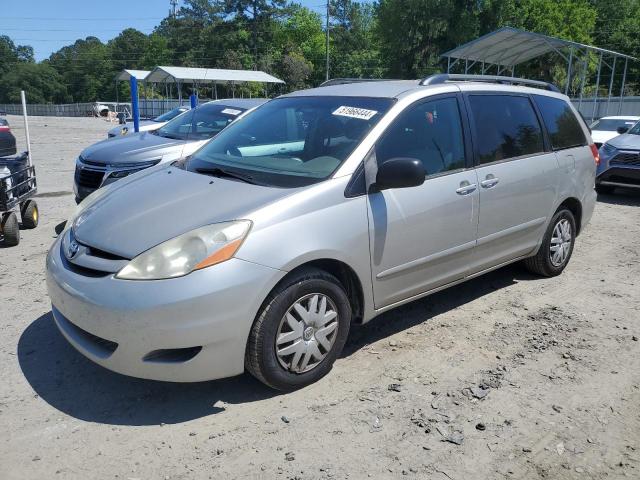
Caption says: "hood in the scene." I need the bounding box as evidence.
[82,131,185,165]
[591,130,618,145]
[606,133,640,150]
[72,166,294,258]
[107,120,160,137]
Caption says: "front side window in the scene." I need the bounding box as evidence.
[532,95,586,150]
[187,96,394,187]
[469,95,544,164]
[375,96,466,176]
[153,107,188,122]
[154,104,244,141]
[628,120,640,135]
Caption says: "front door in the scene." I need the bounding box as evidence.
[367,95,479,309]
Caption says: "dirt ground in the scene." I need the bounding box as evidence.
[1,114,639,480]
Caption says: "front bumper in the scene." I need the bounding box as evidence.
[597,149,640,189]
[46,235,286,382]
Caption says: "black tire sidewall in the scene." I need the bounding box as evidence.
[255,276,351,391]
[541,209,576,275]
[1,212,20,246]
[21,200,38,229]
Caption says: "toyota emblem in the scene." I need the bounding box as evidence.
[67,240,80,260]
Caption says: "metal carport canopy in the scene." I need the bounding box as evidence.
[115,69,151,81]
[441,26,635,67]
[145,66,284,84]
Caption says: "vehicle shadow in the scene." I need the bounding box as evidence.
[19,264,538,426]
[18,312,280,426]
[342,264,537,356]
[596,188,640,206]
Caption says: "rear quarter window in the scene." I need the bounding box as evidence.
[532,95,587,150]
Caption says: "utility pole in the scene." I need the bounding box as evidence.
[170,0,178,18]
[325,0,330,81]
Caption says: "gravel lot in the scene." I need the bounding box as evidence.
[1,114,639,480]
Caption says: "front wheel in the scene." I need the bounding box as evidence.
[523,208,576,277]
[245,268,351,391]
[20,200,39,229]
[1,212,20,246]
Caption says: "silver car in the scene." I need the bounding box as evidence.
[596,119,640,194]
[47,75,597,391]
[75,99,266,202]
[106,106,189,138]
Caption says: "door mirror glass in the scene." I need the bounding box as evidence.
[617,126,629,134]
[373,157,425,191]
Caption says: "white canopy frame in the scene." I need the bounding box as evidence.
[442,27,636,121]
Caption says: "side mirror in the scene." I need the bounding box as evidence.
[617,126,629,134]
[373,157,425,191]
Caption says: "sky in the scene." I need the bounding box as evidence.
[1,0,333,61]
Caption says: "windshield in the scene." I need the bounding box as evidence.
[186,96,394,187]
[590,118,637,132]
[627,120,640,135]
[154,104,245,141]
[153,107,188,122]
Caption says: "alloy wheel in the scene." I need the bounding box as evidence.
[549,218,572,267]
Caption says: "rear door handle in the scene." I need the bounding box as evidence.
[480,175,499,188]
[456,181,477,195]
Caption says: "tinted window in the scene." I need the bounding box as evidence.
[469,95,544,164]
[188,96,394,187]
[533,95,586,150]
[376,97,466,176]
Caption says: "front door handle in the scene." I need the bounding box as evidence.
[456,181,477,195]
[480,174,499,189]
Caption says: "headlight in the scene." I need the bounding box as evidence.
[115,220,252,280]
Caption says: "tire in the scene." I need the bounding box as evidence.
[20,200,39,229]
[523,208,576,277]
[1,212,20,247]
[595,184,614,195]
[245,267,352,391]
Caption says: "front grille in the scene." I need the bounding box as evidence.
[75,165,105,188]
[611,152,640,166]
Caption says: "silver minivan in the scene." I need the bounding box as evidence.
[46,75,597,391]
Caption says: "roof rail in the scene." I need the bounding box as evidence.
[319,78,396,87]
[420,74,560,92]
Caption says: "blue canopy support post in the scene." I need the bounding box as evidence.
[130,76,140,133]
[618,58,629,115]
[190,93,197,109]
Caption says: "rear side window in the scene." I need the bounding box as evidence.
[532,95,586,150]
[468,95,544,165]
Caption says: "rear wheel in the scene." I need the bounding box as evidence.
[1,211,20,246]
[245,268,351,391]
[523,208,576,277]
[20,200,39,229]
[595,184,614,195]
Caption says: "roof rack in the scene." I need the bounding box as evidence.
[420,73,560,92]
[319,78,397,87]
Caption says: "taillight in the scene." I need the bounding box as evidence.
[589,144,600,166]
[0,125,10,132]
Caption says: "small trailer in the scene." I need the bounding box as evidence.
[0,153,38,246]
[0,91,39,247]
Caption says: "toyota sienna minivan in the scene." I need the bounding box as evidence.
[46,74,597,391]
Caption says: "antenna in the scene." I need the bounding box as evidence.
[170,0,178,18]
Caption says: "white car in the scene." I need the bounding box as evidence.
[589,116,640,148]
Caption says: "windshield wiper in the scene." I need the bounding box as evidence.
[195,167,258,185]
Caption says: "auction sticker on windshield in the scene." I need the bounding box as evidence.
[221,108,242,116]
[332,106,378,121]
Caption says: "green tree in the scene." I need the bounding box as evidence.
[0,63,69,104]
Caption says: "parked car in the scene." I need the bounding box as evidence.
[596,119,640,194]
[47,75,597,391]
[107,106,190,138]
[0,118,17,157]
[74,98,266,202]
[589,115,639,148]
